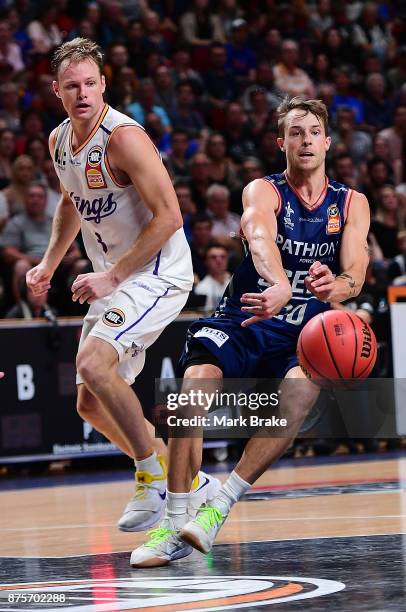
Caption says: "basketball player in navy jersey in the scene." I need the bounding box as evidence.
[26,38,220,535]
[131,96,370,567]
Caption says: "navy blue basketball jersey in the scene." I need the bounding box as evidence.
[217,171,353,336]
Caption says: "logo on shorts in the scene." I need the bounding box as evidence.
[85,146,106,189]
[103,308,125,327]
[194,327,229,348]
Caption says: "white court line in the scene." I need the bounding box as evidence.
[1,512,406,533]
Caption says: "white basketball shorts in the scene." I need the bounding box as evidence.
[76,274,189,385]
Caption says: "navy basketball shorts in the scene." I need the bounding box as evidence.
[178,312,299,378]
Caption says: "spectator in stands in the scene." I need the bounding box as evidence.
[223,101,256,163]
[257,127,285,176]
[35,74,66,134]
[0,83,21,133]
[204,42,238,123]
[370,185,404,259]
[273,39,315,99]
[0,155,35,217]
[25,137,48,181]
[180,0,225,48]
[27,1,62,54]
[167,129,191,178]
[351,1,394,62]
[189,212,214,281]
[188,152,212,210]
[321,27,354,69]
[154,65,176,114]
[310,52,333,88]
[388,46,406,93]
[310,0,334,41]
[169,81,204,138]
[194,244,231,312]
[206,183,240,242]
[332,153,359,189]
[330,67,364,125]
[242,60,280,112]
[126,78,171,130]
[42,158,60,215]
[0,20,24,75]
[109,66,138,111]
[363,158,393,212]
[143,10,170,56]
[364,73,393,132]
[175,179,197,242]
[246,89,272,139]
[15,110,45,155]
[98,0,128,48]
[5,276,56,319]
[225,18,256,86]
[206,132,238,190]
[389,230,406,285]
[331,107,372,168]
[378,106,406,174]
[144,112,171,155]
[126,19,149,77]
[104,42,130,87]
[0,129,16,189]
[170,45,203,89]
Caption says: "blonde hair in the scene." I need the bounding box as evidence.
[277,96,329,136]
[51,37,104,78]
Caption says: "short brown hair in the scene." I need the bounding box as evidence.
[277,96,329,136]
[51,37,104,78]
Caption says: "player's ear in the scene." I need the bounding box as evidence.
[52,81,60,98]
[101,74,106,94]
[277,137,285,152]
[325,135,331,151]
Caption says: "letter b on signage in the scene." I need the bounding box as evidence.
[16,365,35,401]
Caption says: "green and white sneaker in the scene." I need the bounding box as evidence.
[130,518,193,568]
[180,504,227,554]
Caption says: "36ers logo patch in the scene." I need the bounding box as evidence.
[102,308,125,327]
[86,146,107,189]
[326,204,341,234]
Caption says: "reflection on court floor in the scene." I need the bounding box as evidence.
[1,456,406,610]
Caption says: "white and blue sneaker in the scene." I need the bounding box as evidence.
[130,517,193,568]
[188,472,222,517]
[117,455,167,532]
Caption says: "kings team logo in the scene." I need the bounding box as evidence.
[86,146,107,189]
[326,204,341,234]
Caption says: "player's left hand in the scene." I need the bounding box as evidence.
[305,261,335,301]
[71,271,118,304]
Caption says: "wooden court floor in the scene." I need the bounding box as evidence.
[0,455,406,610]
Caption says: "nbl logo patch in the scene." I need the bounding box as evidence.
[102,308,125,327]
[326,204,341,234]
[86,146,106,189]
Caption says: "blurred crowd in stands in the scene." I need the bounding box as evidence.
[0,0,405,375]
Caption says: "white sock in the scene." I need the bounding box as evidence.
[211,470,250,514]
[134,451,164,477]
[166,490,190,529]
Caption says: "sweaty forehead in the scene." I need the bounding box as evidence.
[285,110,322,129]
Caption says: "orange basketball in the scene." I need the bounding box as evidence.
[297,310,377,383]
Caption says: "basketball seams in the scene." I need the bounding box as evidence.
[298,335,326,379]
[320,313,343,378]
[345,312,358,378]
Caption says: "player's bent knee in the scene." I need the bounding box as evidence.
[76,350,110,391]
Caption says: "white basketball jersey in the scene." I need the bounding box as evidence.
[53,104,193,290]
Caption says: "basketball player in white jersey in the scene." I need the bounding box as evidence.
[26,38,220,533]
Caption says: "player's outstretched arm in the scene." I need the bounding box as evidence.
[104,125,183,285]
[305,192,370,303]
[27,130,81,296]
[240,179,292,327]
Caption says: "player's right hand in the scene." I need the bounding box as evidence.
[240,283,292,327]
[26,264,53,296]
